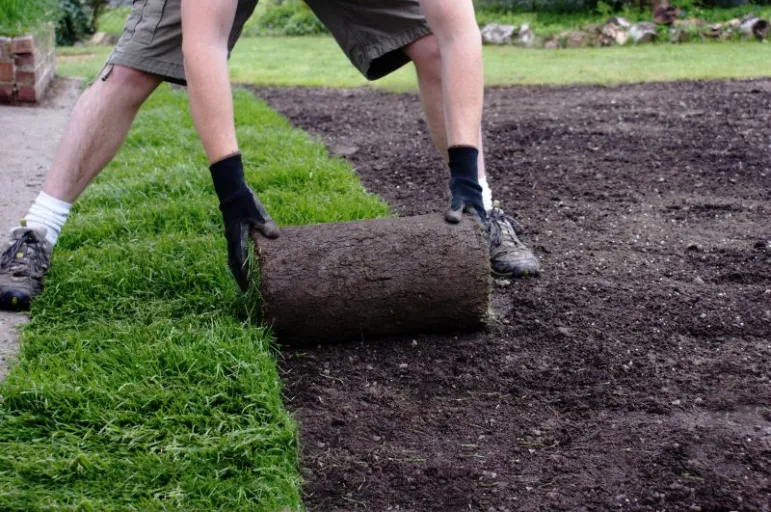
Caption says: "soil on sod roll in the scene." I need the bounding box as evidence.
[256,214,490,344]
[253,81,771,511]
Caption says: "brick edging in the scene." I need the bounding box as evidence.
[0,23,56,104]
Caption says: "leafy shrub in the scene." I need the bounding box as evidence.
[57,0,110,45]
[244,0,328,36]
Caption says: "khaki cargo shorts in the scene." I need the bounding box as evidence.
[107,0,431,84]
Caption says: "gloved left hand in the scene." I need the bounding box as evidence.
[220,186,279,291]
[211,153,279,291]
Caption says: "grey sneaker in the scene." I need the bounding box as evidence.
[0,225,52,311]
[487,205,540,278]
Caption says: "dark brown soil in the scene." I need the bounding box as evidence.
[252,80,771,512]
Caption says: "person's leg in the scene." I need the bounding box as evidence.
[416,0,482,150]
[180,0,239,164]
[181,0,279,292]
[405,35,538,277]
[0,66,161,310]
[404,35,492,211]
[44,66,162,204]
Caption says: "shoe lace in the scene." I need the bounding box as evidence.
[488,209,526,250]
[0,230,45,276]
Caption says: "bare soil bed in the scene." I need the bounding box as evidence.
[253,80,771,511]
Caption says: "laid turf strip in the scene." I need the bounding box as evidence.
[0,87,388,510]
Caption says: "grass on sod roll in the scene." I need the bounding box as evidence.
[58,36,771,93]
[0,87,389,510]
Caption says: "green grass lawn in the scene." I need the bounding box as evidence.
[58,36,771,93]
[0,87,388,510]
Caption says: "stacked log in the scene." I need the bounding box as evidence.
[630,22,658,43]
[481,24,515,45]
[516,24,536,47]
[740,15,769,41]
[479,10,767,49]
[600,17,631,46]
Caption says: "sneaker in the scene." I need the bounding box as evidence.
[0,225,52,311]
[487,205,540,278]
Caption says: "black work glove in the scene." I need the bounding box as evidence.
[211,153,279,291]
[445,146,487,224]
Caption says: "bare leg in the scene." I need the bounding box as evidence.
[43,66,162,203]
[405,35,487,179]
[181,0,239,164]
[416,0,482,149]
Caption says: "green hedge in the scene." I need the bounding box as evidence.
[0,0,59,37]
[57,0,110,46]
[243,0,328,36]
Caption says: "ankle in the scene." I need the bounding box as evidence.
[24,192,72,246]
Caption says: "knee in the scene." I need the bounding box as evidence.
[406,35,442,81]
[96,65,160,102]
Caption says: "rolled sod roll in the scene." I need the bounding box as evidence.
[255,214,491,345]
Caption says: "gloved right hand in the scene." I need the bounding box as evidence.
[444,146,487,225]
[445,175,486,224]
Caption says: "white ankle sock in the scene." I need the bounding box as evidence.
[24,192,72,246]
[478,176,493,212]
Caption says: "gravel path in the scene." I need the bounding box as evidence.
[0,78,80,380]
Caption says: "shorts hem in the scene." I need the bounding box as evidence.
[106,50,186,85]
[354,22,432,80]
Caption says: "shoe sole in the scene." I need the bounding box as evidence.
[491,267,540,279]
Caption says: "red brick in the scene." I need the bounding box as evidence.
[0,38,11,62]
[17,63,54,102]
[14,52,35,70]
[17,86,36,102]
[0,85,14,103]
[11,35,34,55]
[0,61,14,83]
[15,53,56,87]
[15,69,37,88]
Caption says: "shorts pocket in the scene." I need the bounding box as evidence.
[123,0,146,35]
[133,0,168,45]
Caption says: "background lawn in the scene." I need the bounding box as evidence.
[0,87,388,510]
[57,36,771,93]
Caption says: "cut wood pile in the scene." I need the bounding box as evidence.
[481,9,769,49]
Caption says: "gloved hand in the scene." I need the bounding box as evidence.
[211,154,279,291]
[444,146,487,224]
[446,175,486,224]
